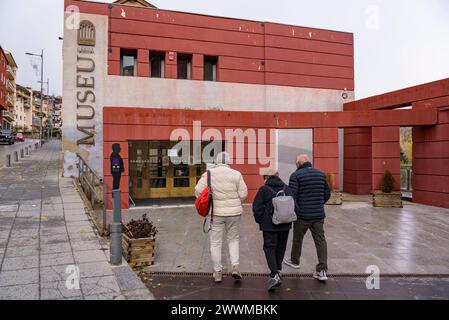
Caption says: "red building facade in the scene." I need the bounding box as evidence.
[62,0,448,210]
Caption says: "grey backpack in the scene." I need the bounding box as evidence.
[266,186,297,225]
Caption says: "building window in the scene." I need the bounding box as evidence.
[177,54,192,80]
[204,56,218,81]
[150,51,165,78]
[120,49,137,76]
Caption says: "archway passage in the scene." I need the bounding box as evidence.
[343,78,449,209]
[103,106,437,209]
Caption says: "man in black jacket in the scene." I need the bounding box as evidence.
[253,169,294,291]
[284,154,331,281]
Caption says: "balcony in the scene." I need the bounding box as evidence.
[6,94,14,107]
[33,97,41,106]
[24,101,31,108]
[2,110,14,122]
[6,79,15,93]
[6,65,15,80]
[32,116,41,127]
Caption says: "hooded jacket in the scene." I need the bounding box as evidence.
[195,164,248,217]
[252,176,294,232]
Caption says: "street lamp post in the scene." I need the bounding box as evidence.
[26,50,44,145]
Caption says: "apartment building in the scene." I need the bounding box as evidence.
[2,49,17,130]
[0,46,7,126]
[15,84,33,132]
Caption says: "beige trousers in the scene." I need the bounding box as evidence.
[210,215,241,272]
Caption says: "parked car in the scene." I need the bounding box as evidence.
[14,132,25,142]
[0,129,14,145]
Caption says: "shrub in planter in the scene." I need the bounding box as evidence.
[325,172,342,205]
[122,214,158,267]
[380,170,395,193]
[373,170,402,208]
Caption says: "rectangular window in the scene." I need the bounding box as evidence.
[204,56,218,81]
[177,54,192,80]
[150,51,165,78]
[120,49,137,76]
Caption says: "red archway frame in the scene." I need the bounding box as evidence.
[103,107,438,209]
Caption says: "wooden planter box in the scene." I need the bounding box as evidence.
[326,191,342,205]
[372,191,403,208]
[122,234,155,268]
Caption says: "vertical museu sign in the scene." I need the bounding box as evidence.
[76,20,96,145]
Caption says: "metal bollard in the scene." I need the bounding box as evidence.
[6,154,11,167]
[25,147,29,156]
[20,149,24,158]
[14,151,18,162]
[109,189,123,265]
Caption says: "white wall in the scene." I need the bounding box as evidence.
[104,75,353,112]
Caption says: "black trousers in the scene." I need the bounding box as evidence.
[263,230,290,277]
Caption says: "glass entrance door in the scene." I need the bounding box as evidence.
[129,140,207,200]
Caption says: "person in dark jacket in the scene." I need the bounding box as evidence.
[284,154,331,281]
[253,168,295,291]
[110,143,125,190]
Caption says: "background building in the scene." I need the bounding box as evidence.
[2,49,17,130]
[14,84,32,132]
[0,46,7,126]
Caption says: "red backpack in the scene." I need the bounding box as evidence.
[195,170,214,232]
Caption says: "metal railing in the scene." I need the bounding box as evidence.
[2,110,14,121]
[400,164,413,192]
[76,153,107,234]
[6,65,15,79]
[6,94,14,107]
[6,79,15,92]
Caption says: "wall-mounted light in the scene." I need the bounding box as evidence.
[342,88,348,100]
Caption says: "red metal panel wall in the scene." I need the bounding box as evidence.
[103,108,278,209]
[103,107,446,209]
[413,107,449,208]
[344,78,449,111]
[371,126,400,191]
[313,128,339,189]
[66,0,354,90]
[343,128,372,194]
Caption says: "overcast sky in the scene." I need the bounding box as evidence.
[0,0,448,98]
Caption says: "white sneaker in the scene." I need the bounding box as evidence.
[267,274,281,292]
[231,266,243,281]
[313,270,328,281]
[283,258,300,269]
[213,270,223,283]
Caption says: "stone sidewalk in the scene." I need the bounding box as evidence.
[0,140,153,300]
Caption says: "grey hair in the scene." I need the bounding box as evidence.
[215,152,230,165]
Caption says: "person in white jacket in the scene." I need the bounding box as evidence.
[195,152,248,283]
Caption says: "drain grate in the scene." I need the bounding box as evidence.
[144,271,449,279]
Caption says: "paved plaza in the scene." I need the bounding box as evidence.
[0,141,153,300]
[2,140,449,300]
[123,196,449,276]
